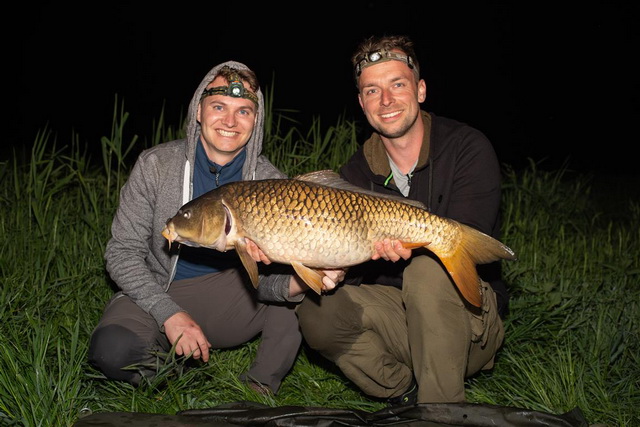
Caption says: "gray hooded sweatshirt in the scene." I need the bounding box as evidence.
[104,61,300,329]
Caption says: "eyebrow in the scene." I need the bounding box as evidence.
[208,98,256,111]
[361,75,408,89]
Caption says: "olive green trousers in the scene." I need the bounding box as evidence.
[297,255,504,403]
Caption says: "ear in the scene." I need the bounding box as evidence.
[358,93,364,110]
[196,102,202,123]
[417,79,427,103]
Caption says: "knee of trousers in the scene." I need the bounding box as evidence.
[297,291,357,354]
[88,324,149,383]
[266,304,301,335]
[403,255,464,305]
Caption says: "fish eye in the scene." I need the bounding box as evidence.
[182,210,191,219]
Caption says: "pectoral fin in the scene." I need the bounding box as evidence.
[235,240,259,288]
[291,261,325,295]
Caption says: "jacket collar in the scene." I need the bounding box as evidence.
[362,110,432,178]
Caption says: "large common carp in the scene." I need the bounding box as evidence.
[162,170,516,307]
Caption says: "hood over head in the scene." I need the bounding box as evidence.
[185,60,265,179]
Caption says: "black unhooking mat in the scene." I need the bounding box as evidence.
[73,400,590,426]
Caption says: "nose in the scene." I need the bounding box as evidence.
[380,88,394,106]
[221,111,237,127]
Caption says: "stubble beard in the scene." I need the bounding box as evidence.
[375,111,420,139]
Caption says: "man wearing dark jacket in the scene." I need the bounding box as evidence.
[297,35,508,405]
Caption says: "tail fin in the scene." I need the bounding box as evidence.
[438,223,516,307]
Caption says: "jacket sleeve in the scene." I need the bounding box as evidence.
[104,154,183,328]
[256,267,305,303]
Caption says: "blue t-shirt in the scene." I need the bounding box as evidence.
[173,138,245,281]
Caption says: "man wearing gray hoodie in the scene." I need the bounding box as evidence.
[88,61,306,395]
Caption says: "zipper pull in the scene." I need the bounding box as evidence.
[209,165,220,187]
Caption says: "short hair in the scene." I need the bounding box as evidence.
[201,65,260,105]
[215,65,259,92]
[351,35,420,83]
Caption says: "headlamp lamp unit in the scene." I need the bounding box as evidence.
[200,71,258,105]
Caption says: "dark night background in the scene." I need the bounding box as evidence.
[15,2,639,176]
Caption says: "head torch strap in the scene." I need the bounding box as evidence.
[354,49,416,78]
[200,77,259,105]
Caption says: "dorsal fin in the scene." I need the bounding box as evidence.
[295,170,427,210]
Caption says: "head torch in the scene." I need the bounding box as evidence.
[354,48,417,79]
[200,71,259,105]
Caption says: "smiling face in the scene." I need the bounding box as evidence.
[197,75,258,165]
[357,53,427,141]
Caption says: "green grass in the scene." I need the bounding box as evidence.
[1,97,638,426]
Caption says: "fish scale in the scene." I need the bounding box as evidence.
[241,181,367,265]
[236,180,425,266]
[162,170,516,307]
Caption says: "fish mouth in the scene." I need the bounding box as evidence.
[162,223,178,246]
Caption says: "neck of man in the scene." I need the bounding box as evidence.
[380,119,424,175]
[203,146,244,168]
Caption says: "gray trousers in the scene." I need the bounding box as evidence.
[88,268,301,393]
[297,254,504,403]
